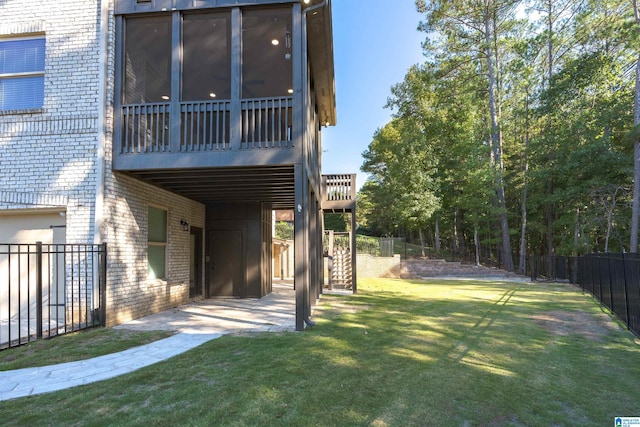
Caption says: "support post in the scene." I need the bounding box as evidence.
[327,230,334,290]
[100,242,107,327]
[169,11,181,154]
[36,241,43,339]
[294,163,307,331]
[351,211,357,293]
[230,7,241,147]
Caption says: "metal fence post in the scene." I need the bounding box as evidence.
[100,243,107,326]
[35,241,43,339]
[622,253,630,330]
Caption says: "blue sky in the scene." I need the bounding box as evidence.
[322,1,427,191]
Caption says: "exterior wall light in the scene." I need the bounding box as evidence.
[180,219,189,231]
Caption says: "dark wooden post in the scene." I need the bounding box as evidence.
[350,211,357,294]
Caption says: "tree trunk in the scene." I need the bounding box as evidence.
[573,208,580,257]
[519,91,530,275]
[605,192,615,253]
[419,228,426,258]
[474,227,480,266]
[484,9,514,271]
[435,217,441,253]
[545,0,556,261]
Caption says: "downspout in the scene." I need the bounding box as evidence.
[301,0,327,328]
[93,0,108,245]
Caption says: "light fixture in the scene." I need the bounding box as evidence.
[161,95,170,100]
[303,0,311,4]
[287,88,294,94]
[285,30,291,60]
[180,219,189,231]
[271,39,279,46]
[209,92,216,98]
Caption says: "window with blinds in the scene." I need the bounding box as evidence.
[0,36,45,111]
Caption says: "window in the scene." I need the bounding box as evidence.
[242,8,292,98]
[124,17,171,104]
[148,206,167,280]
[182,12,231,101]
[0,36,45,111]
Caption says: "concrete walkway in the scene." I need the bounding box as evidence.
[0,282,297,401]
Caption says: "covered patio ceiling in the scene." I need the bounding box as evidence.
[123,165,296,209]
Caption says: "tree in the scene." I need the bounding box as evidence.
[632,0,640,252]
[416,0,520,270]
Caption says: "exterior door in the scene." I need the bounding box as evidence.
[208,230,244,297]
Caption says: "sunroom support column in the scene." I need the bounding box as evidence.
[230,8,241,147]
[169,11,181,154]
[294,163,309,331]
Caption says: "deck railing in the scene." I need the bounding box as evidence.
[121,97,294,154]
[240,97,293,149]
[322,174,357,203]
[180,100,231,151]
[121,103,170,154]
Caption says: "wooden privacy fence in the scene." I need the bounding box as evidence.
[0,242,107,350]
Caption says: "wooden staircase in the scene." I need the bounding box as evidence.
[331,248,353,288]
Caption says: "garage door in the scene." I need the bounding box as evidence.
[0,211,66,347]
[0,211,66,244]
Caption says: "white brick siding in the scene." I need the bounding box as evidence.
[0,0,103,244]
[102,173,205,325]
[0,0,206,325]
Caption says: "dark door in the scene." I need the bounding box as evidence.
[208,230,244,297]
[189,227,203,298]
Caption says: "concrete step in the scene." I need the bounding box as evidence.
[398,259,520,280]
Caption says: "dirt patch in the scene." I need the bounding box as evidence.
[529,310,620,341]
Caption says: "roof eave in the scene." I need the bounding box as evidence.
[306,0,337,127]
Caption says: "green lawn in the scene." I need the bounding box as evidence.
[2,278,640,426]
[0,328,173,371]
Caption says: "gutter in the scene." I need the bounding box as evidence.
[93,0,108,245]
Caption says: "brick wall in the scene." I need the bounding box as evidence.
[102,172,205,326]
[0,0,103,244]
[0,1,206,326]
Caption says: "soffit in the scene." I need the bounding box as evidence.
[305,0,336,126]
[125,166,296,210]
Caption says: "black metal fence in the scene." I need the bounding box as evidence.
[528,253,640,337]
[527,255,577,283]
[575,253,640,336]
[0,242,107,350]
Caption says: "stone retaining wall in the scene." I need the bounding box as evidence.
[356,254,401,279]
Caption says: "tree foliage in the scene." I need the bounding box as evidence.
[359,0,637,263]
